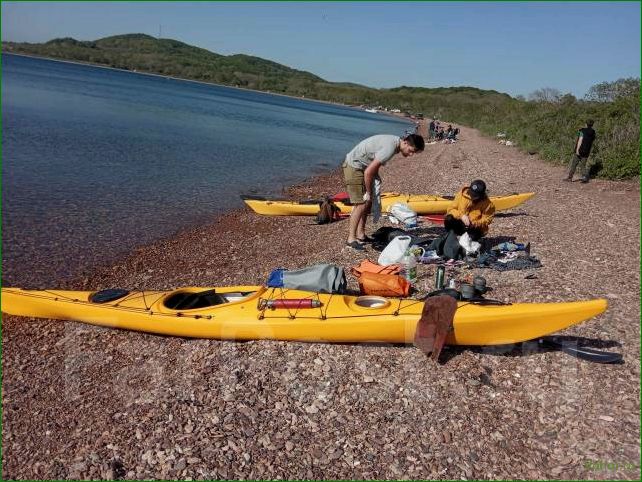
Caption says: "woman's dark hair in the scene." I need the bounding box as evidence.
[403,133,425,151]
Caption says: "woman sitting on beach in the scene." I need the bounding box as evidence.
[444,179,496,241]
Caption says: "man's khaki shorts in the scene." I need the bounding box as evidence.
[342,162,366,204]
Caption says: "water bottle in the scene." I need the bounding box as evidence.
[435,266,445,289]
[401,250,417,285]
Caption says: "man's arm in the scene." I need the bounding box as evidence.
[363,160,382,197]
[575,133,583,154]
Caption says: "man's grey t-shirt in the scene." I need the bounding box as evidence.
[344,135,400,170]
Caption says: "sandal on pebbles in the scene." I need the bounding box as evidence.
[346,240,365,251]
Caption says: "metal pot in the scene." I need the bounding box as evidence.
[473,276,487,294]
[459,283,476,300]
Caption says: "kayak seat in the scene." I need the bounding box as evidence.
[164,289,228,310]
[89,289,131,304]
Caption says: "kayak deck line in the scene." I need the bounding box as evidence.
[2,286,424,320]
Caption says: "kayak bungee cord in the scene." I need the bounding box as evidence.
[258,287,329,320]
[256,287,430,320]
[2,288,510,322]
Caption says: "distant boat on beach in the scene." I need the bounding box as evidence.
[364,108,378,113]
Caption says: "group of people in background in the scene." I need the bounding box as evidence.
[428,119,459,141]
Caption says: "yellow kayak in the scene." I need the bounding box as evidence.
[1,286,606,346]
[242,192,535,216]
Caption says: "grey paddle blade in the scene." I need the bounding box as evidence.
[541,336,623,364]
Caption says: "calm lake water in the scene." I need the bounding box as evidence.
[2,54,412,285]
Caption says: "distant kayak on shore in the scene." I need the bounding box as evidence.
[241,192,535,216]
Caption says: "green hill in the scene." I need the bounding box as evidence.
[4,33,326,93]
[3,34,639,179]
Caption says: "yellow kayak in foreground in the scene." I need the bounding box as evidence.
[1,286,606,346]
[242,192,535,216]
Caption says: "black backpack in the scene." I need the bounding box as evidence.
[316,198,341,224]
[428,230,464,260]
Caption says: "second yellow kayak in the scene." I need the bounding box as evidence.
[242,192,535,216]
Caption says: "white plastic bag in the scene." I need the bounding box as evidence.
[459,232,481,255]
[378,235,412,266]
[388,202,418,228]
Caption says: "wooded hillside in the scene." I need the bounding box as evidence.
[4,34,639,179]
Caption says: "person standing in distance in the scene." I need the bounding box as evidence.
[342,133,425,250]
[564,119,596,183]
[428,118,436,140]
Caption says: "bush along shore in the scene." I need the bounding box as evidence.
[4,35,640,179]
[2,121,640,480]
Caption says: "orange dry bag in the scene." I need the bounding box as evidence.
[350,259,401,277]
[357,272,410,297]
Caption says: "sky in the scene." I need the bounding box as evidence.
[2,1,640,98]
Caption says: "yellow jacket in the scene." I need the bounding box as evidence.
[447,187,496,234]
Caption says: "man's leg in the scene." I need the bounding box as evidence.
[578,156,590,182]
[565,154,581,180]
[343,163,366,247]
[356,201,372,240]
[348,203,367,244]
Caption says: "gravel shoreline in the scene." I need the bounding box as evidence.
[2,123,640,480]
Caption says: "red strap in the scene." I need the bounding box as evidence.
[331,191,350,202]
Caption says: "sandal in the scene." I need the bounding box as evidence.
[346,240,365,251]
[357,235,375,243]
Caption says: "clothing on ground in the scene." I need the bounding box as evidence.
[473,252,542,271]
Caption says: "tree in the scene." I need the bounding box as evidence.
[559,93,577,104]
[528,87,562,103]
[584,77,640,102]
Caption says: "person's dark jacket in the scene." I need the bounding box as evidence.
[577,127,596,157]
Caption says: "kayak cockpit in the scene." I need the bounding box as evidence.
[163,289,257,310]
[164,289,229,310]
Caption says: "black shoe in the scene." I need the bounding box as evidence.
[357,235,375,243]
[580,177,589,184]
[346,240,365,251]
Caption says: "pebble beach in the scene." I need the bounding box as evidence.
[2,122,640,480]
